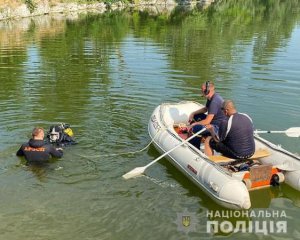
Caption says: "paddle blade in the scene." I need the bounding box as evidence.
[285,127,300,138]
[122,166,147,180]
[275,163,300,172]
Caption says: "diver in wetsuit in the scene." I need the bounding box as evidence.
[46,123,76,147]
[16,127,63,164]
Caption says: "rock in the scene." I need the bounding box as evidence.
[0,0,214,21]
[0,1,107,21]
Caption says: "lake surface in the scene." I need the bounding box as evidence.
[0,0,300,239]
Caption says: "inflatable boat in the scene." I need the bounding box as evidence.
[147,101,300,209]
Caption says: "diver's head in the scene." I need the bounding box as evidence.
[49,126,60,142]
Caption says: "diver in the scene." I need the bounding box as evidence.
[46,123,77,147]
[16,127,63,165]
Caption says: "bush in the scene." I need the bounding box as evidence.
[24,0,37,13]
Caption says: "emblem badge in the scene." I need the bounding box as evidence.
[175,208,198,234]
[182,216,191,227]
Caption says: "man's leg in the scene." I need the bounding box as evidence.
[209,139,236,159]
[204,136,214,156]
[189,125,206,149]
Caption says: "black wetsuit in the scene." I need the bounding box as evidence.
[16,139,63,164]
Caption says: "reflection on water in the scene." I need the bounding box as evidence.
[0,0,300,239]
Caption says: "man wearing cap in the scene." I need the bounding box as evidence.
[188,81,227,148]
[16,127,63,164]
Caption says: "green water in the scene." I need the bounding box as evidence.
[0,0,300,239]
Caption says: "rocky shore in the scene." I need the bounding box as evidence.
[0,0,214,21]
[0,0,169,21]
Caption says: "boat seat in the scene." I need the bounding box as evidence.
[209,148,271,163]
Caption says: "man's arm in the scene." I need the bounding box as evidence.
[50,146,63,158]
[189,114,214,128]
[189,107,207,122]
[198,114,214,125]
[206,124,219,142]
[16,146,24,156]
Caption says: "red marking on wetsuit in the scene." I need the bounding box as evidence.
[24,147,45,152]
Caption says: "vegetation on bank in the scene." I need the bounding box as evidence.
[0,0,126,16]
[0,0,123,11]
[22,0,126,6]
[0,0,103,4]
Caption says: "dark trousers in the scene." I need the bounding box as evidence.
[209,139,253,159]
[189,113,218,149]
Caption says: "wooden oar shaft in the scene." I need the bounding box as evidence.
[145,127,206,168]
[255,130,285,134]
[123,127,207,179]
[255,127,300,137]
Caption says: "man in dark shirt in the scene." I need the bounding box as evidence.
[204,100,255,159]
[16,127,63,164]
[188,81,227,148]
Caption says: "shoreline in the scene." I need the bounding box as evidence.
[0,0,214,21]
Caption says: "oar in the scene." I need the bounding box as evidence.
[274,163,300,172]
[122,128,207,180]
[255,127,300,138]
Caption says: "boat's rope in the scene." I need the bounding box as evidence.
[77,126,168,159]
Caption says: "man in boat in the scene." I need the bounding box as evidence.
[204,100,255,159]
[188,81,227,148]
[16,127,63,165]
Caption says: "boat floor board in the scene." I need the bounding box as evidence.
[209,149,271,163]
